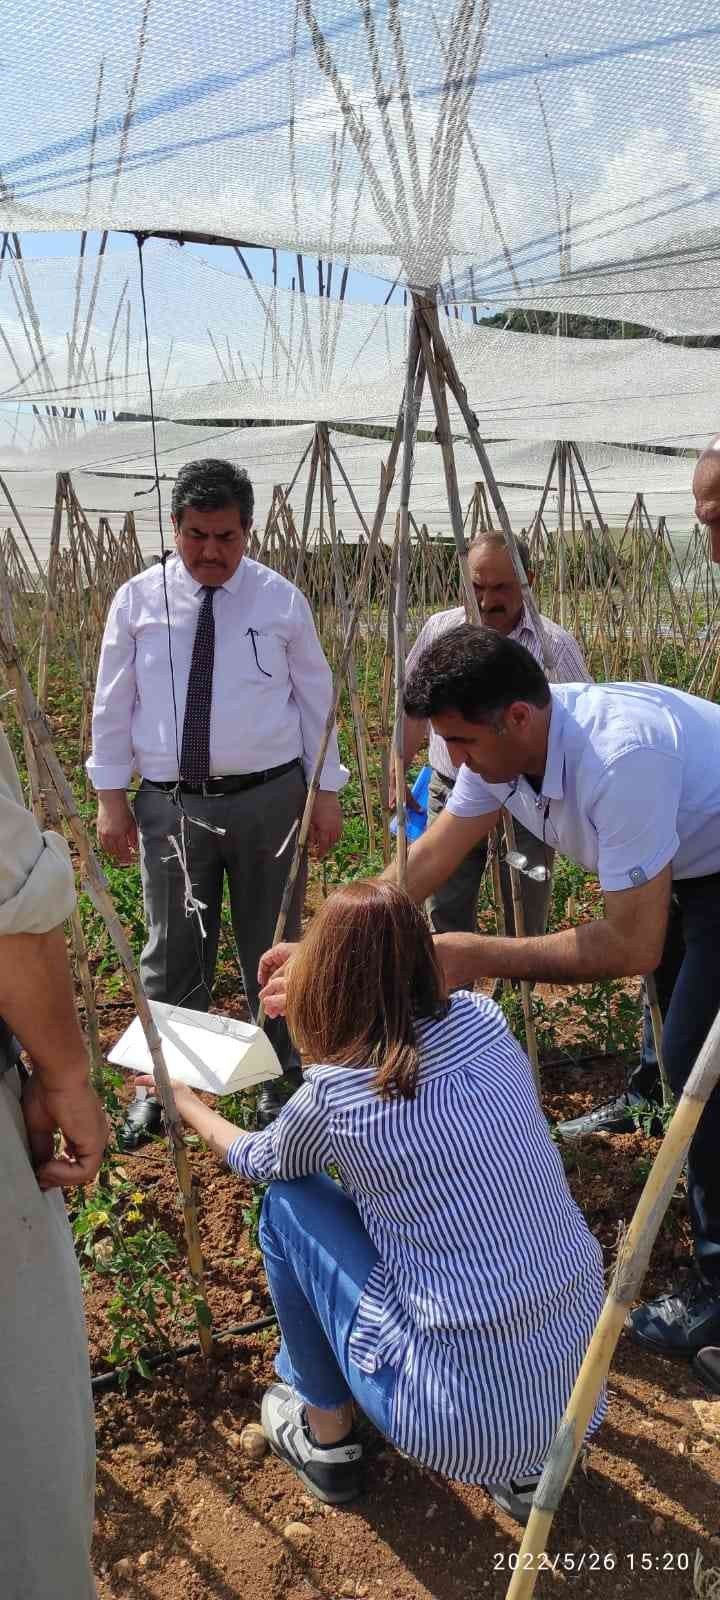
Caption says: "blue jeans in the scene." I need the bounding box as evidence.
[258,1175,396,1435]
[630,872,720,1277]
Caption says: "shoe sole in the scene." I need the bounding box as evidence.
[266,1440,363,1505]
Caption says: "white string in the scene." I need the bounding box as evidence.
[162,819,209,939]
[275,817,300,859]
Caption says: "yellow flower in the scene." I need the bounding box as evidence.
[126,1207,143,1223]
[130,1190,145,1206]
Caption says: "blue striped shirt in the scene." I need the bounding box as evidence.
[227,992,606,1482]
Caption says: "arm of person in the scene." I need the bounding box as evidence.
[434,866,671,988]
[286,590,347,857]
[2,927,109,1188]
[434,744,680,988]
[0,730,107,1187]
[138,1072,333,1182]
[85,588,139,863]
[382,800,500,902]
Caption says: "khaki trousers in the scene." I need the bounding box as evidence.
[0,1070,96,1600]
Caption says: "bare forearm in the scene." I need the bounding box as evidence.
[437,920,648,987]
[382,810,498,903]
[175,1092,251,1163]
[0,926,89,1084]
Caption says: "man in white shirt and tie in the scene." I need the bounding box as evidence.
[88,458,346,1137]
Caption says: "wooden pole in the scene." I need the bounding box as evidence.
[256,404,405,1019]
[317,425,376,849]
[36,474,66,713]
[505,1001,720,1600]
[418,297,541,1084]
[393,314,425,889]
[502,813,541,1096]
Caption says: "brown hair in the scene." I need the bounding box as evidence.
[285,881,448,1099]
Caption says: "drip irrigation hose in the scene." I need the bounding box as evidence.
[91,1312,277,1396]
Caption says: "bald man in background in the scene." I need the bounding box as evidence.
[694,440,720,562]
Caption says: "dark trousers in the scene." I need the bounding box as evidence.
[630,873,720,1278]
[425,769,553,938]
[133,765,307,1076]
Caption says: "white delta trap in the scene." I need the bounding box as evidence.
[109,1002,283,1096]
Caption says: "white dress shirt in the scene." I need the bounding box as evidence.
[87,555,348,791]
[447,681,720,891]
[405,604,591,779]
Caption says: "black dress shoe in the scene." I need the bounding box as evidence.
[555,1090,660,1141]
[691,1344,720,1395]
[693,1346,720,1395]
[256,1085,285,1128]
[118,1094,163,1151]
[627,1273,720,1357]
[256,1067,304,1130]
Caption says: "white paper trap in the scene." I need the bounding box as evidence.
[109,1002,283,1095]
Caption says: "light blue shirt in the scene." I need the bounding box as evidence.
[448,682,720,892]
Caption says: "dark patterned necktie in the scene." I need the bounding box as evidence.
[180,586,216,786]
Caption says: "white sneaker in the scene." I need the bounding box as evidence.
[261,1383,363,1504]
[487,1476,540,1524]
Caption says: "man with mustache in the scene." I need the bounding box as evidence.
[88,458,346,1141]
[393,532,590,938]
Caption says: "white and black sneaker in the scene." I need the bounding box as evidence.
[261,1383,363,1504]
[486,1476,540,1525]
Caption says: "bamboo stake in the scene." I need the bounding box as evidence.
[36,475,66,712]
[292,433,321,589]
[0,579,214,1357]
[317,425,375,848]
[0,474,47,584]
[505,1000,720,1600]
[418,297,541,1083]
[256,403,405,1021]
[501,813,541,1096]
[393,316,425,889]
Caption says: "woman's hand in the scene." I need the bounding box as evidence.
[258,941,298,1019]
[134,1075,251,1162]
[134,1074,196,1119]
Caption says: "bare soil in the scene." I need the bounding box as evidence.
[85,1037,720,1600]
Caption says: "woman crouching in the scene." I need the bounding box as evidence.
[158,881,606,1522]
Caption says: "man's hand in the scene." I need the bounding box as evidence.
[258,941,299,1019]
[308,790,342,858]
[22,1072,109,1190]
[97,790,138,864]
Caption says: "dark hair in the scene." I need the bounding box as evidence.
[468,530,531,578]
[285,880,448,1099]
[171,459,254,525]
[404,624,551,723]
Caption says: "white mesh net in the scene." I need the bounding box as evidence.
[3,0,720,299]
[1,245,719,443]
[0,417,698,560]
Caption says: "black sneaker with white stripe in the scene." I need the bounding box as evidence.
[261,1383,363,1504]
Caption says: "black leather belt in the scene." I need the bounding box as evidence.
[143,757,302,798]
